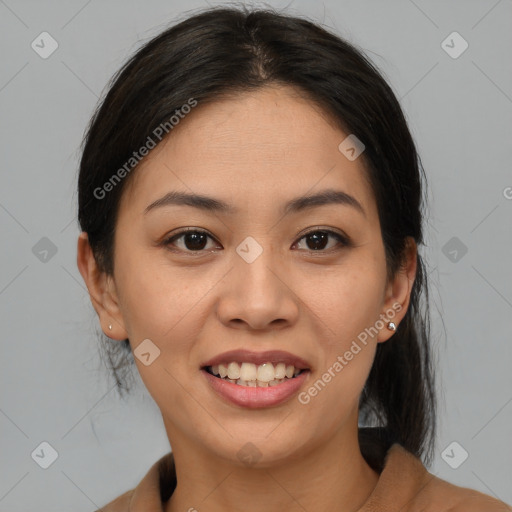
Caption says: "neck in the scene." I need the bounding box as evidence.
[165,422,379,512]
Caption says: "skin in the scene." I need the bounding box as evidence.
[77,84,417,512]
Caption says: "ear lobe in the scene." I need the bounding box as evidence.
[76,232,128,340]
[377,237,417,343]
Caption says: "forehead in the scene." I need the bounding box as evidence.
[120,85,376,220]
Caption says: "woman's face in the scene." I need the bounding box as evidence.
[97,85,413,465]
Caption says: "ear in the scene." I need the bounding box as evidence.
[377,237,417,343]
[76,232,128,340]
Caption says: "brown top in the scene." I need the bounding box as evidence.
[97,438,511,512]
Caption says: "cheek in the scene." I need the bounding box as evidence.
[292,257,385,410]
[113,250,216,407]
[113,246,213,352]
[300,256,386,343]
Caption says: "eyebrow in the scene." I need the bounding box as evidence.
[144,188,366,217]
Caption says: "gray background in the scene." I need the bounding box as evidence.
[1,0,511,509]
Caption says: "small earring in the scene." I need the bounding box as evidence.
[387,322,397,331]
[108,324,112,331]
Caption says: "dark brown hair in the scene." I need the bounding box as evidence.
[78,6,437,466]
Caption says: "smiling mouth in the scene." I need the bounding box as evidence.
[204,362,307,387]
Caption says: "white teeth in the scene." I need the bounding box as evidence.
[227,362,240,380]
[275,363,286,380]
[257,363,275,383]
[207,361,305,387]
[239,362,257,381]
[218,364,228,378]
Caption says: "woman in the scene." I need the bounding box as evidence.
[76,6,511,511]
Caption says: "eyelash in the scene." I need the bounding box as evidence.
[161,227,351,255]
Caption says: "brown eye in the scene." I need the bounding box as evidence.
[164,229,218,253]
[162,228,350,255]
[294,230,349,252]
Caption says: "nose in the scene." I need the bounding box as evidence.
[215,248,300,332]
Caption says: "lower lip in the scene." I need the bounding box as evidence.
[202,369,309,409]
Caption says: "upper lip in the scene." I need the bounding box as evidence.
[201,349,311,370]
